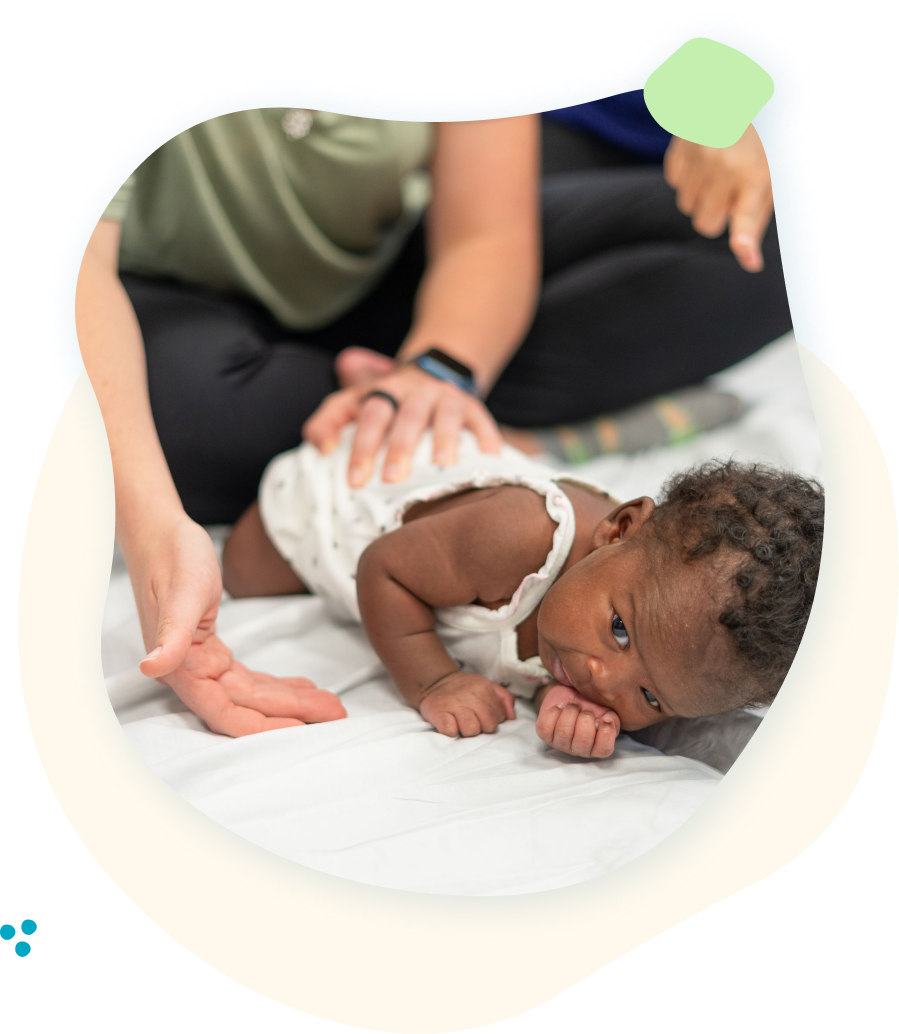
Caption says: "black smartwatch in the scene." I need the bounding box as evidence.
[412,348,478,395]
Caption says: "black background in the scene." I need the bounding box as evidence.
[7,14,889,1025]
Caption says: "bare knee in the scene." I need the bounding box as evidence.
[222,502,307,598]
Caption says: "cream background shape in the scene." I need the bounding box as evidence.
[19,348,895,1031]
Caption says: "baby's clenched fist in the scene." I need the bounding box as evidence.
[419,671,516,737]
[536,682,620,758]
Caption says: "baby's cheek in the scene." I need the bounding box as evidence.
[540,682,613,721]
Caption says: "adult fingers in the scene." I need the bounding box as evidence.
[671,162,706,217]
[381,386,437,483]
[728,182,773,272]
[303,389,360,455]
[347,394,398,487]
[227,668,348,722]
[140,594,218,681]
[690,176,735,239]
[208,698,306,737]
[463,397,503,456]
[431,391,467,467]
[162,670,275,737]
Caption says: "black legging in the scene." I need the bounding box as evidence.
[125,146,791,523]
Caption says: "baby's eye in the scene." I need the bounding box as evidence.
[641,688,661,710]
[611,613,629,647]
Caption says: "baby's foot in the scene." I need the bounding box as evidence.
[536,682,620,758]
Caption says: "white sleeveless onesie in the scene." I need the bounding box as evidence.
[258,428,611,700]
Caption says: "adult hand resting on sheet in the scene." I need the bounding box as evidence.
[664,124,773,274]
[535,682,620,758]
[418,670,517,737]
[160,630,346,736]
[303,356,503,489]
[134,515,346,736]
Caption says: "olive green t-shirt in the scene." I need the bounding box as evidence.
[104,109,434,330]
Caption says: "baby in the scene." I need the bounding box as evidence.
[221,430,824,757]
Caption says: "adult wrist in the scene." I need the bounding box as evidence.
[115,495,190,563]
[409,347,479,396]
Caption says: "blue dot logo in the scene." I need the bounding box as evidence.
[2,919,36,957]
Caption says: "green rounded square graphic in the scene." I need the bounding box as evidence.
[641,36,773,147]
[45,16,840,394]
[644,38,774,148]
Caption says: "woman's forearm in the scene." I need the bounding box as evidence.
[396,117,541,393]
[397,231,539,392]
[75,219,185,556]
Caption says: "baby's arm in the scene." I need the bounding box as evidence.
[356,489,555,736]
[533,682,620,758]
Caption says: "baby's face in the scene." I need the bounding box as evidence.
[537,514,737,731]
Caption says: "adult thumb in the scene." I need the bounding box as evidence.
[138,612,201,678]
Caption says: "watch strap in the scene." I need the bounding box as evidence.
[413,348,478,394]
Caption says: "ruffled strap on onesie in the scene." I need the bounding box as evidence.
[423,475,577,633]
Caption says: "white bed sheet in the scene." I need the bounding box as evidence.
[103,333,820,896]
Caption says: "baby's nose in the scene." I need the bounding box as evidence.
[585,655,627,705]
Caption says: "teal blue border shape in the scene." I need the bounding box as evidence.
[49,12,840,399]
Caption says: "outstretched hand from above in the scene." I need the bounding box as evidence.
[535,682,620,758]
[163,632,347,737]
[663,124,773,274]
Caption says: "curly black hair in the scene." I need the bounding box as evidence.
[649,460,824,708]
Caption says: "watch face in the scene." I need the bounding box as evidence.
[426,348,473,380]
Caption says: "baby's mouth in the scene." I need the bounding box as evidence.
[550,649,576,690]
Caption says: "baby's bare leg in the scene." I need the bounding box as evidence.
[223,502,307,598]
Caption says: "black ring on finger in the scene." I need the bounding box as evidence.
[360,389,400,413]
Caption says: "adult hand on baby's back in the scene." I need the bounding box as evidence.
[663,124,773,274]
[303,358,502,488]
[536,682,620,758]
[419,671,516,737]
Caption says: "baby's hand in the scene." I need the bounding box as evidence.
[419,671,516,737]
[535,682,620,758]
[164,633,347,737]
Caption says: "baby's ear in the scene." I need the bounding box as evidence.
[590,497,655,549]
